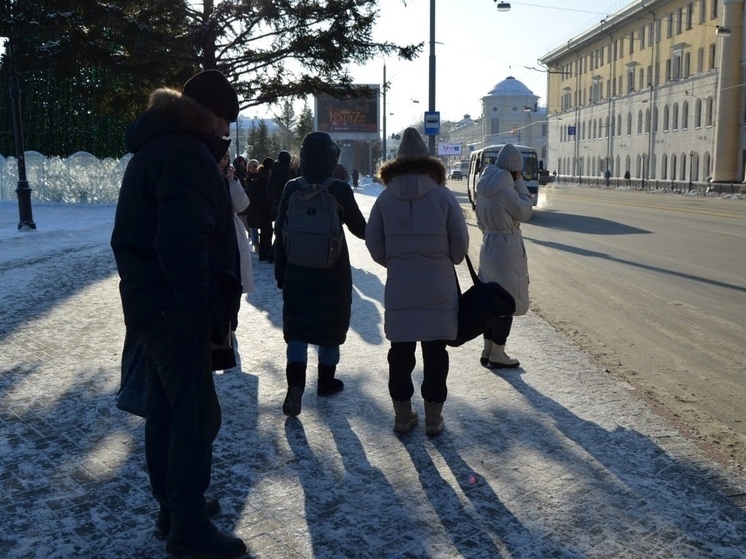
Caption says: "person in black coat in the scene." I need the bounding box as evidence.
[110,70,245,559]
[274,132,367,416]
[251,157,274,261]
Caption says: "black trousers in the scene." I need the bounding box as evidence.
[388,340,449,403]
[257,218,273,260]
[485,316,513,345]
[139,310,221,529]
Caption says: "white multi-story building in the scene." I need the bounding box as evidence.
[539,0,743,185]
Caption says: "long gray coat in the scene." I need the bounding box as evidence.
[366,157,469,342]
[475,165,533,316]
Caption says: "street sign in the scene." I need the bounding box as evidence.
[568,125,576,136]
[424,111,440,136]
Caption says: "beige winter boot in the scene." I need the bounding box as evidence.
[392,400,418,433]
[487,344,520,369]
[424,401,444,436]
[480,339,494,366]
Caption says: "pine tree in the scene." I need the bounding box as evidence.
[296,102,315,147]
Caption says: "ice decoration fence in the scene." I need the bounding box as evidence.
[0,151,131,204]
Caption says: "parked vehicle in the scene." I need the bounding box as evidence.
[450,169,463,180]
[466,144,540,208]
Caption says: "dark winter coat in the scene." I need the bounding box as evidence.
[242,172,260,228]
[250,166,273,228]
[110,88,242,349]
[367,156,469,342]
[267,160,294,220]
[274,177,367,346]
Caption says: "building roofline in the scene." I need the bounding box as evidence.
[539,0,662,65]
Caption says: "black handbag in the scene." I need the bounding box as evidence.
[446,254,516,347]
[115,329,148,418]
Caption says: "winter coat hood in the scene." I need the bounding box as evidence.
[476,164,516,198]
[377,157,447,200]
[125,88,230,163]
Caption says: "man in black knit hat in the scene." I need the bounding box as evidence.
[111,69,247,558]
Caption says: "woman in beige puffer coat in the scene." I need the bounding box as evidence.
[475,144,533,368]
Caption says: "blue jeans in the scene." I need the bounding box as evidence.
[287,340,340,366]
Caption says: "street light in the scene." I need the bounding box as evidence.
[427,1,509,155]
[715,25,731,37]
[2,0,36,230]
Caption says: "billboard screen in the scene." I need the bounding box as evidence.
[315,87,379,134]
[438,143,462,156]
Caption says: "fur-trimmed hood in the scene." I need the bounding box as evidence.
[377,156,447,200]
[125,88,229,159]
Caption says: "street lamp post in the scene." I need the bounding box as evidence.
[2,0,35,230]
[382,63,387,166]
[427,1,509,156]
[427,0,436,156]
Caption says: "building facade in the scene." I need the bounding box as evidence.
[444,76,548,169]
[539,0,744,185]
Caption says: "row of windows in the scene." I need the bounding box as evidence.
[558,98,715,142]
[560,45,717,110]
[556,151,711,181]
[558,0,718,79]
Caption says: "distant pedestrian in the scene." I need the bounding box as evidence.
[252,157,274,261]
[110,69,246,558]
[274,132,367,417]
[605,168,611,187]
[351,168,360,188]
[624,169,631,185]
[267,150,295,263]
[366,127,469,436]
[476,143,532,369]
[220,150,254,309]
[243,159,261,247]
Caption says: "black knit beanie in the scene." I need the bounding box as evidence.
[182,69,240,122]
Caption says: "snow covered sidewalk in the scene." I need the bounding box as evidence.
[1,188,745,558]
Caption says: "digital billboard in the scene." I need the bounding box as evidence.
[315,86,379,138]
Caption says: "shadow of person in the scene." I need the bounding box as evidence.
[242,252,283,328]
[349,265,384,345]
[284,415,419,557]
[429,432,584,557]
[487,368,746,552]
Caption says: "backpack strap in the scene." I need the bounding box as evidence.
[295,176,337,189]
[294,176,338,200]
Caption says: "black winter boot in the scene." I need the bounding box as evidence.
[155,498,221,540]
[317,364,344,396]
[283,362,306,416]
[166,523,246,558]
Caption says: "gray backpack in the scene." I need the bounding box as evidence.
[282,177,344,268]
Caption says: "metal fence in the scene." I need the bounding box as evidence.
[0,151,131,204]
[550,175,746,197]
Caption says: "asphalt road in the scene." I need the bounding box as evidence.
[449,179,746,473]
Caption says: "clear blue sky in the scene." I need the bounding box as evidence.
[350,0,627,133]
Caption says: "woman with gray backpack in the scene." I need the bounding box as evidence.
[274,132,367,417]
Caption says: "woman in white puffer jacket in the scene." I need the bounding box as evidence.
[475,144,533,368]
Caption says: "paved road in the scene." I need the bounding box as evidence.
[449,179,746,471]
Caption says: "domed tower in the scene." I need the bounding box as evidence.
[481,76,546,163]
